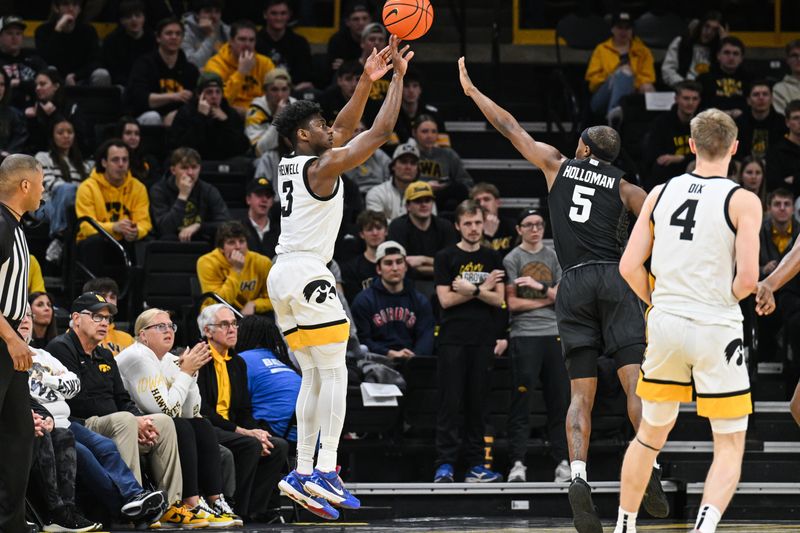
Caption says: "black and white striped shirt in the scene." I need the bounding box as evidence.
[0,204,29,323]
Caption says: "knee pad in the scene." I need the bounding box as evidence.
[641,399,680,427]
[709,415,748,434]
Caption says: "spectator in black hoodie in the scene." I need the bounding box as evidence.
[326,2,371,73]
[0,15,47,110]
[168,71,250,160]
[642,80,701,190]
[351,240,435,358]
[126,17,199,126]
[317,60,361,123]
[34,0,110,86]
[736,81,787,161]
[149,147,230,242]
[24,67,91,154]
[0,69,28,161]
[256,0,313,92]
[697,36,751,119]
[767,99,800,193]
[102,0,156,87]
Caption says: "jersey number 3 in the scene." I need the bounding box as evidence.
[569,185,595,223]
[669,199,698,240]
[281,181,293,217]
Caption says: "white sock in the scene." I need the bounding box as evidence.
[653,459,660,469]
[312,343,348,472]
[613,507,637,533]
[694,503,722,533]
[570,460,587,481]
[294,362,320,476]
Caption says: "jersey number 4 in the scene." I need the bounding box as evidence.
[569,185,595,223]
[669,199,698,240]
[281,181,293,217]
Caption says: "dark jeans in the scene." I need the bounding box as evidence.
[435,343,493,468]
[30,427,77,512]
[213,427,288,517]
[0,345,34,533]
[173,417,223,499]
[508,336,570,464]
[70,420,142,514]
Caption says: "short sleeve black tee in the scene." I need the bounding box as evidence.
[434,244,502,346]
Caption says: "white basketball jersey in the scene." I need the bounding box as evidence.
[275,154,344,262]
[650,173,742,326]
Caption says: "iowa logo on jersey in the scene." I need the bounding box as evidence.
[724,339,744,366]
[303,279,336,304]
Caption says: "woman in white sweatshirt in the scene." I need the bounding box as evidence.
[116,308,240,526]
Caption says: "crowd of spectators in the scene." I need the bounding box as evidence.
[2,1,800,527]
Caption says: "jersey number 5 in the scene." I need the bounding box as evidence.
[569,185,595,223]
[281,181,293,217]
[669,199,698,240]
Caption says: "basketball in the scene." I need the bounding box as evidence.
[382,0,434,41]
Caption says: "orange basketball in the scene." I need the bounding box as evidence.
[382,0,434,41]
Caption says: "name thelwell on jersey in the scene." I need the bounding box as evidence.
[279,162,301,176]
[562,164,615,189]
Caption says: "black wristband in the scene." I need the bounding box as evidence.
[472,284,480,297]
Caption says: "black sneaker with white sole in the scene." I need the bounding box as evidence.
[42,506,99,532]
[642,466,670,518]
[121,490,167,522]
[568,477,603,533]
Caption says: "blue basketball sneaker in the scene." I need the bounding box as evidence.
[278,470,339,520]
[434,463,454,483]
[464,465,503,483]
[304,469,361,509]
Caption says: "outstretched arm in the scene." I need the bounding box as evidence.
[458,57,565,188]
[331,44,392,147]
[309,35,413,183]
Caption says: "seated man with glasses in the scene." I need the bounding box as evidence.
[46,292,184,524]
[82,277,134,356]
[195,304,289,521]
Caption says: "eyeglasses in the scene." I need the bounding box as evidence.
[80,311,114,324]
[142,322,177,333]
[211,320,239,330]
[519,222,544,230]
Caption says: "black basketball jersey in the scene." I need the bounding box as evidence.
[547,157,629,270]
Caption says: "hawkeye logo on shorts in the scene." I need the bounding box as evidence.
[724,339,744,366]
[303,279,336,304]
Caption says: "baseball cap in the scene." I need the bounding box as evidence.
[392,142,420,162]
[404,181,435,202]
[197,71,224,92]
[611,12,633,28]
[0,16,26,33]
[246,177,274,195]
[264,67,292,87]
[375,240,407,261]
[517,207,544,226]
[361,22,387,42]
[72,292,118,315]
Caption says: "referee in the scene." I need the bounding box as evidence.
[0,154,44,533]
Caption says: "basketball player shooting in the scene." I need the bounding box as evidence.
[269,35,413,520]
[458,58,668,533]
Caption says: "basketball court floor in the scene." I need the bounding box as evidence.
[107,517,800,531]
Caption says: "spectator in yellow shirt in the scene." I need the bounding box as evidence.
[204,20,275,115]
[585,12,655,122]
[82,277,134,356]
[197,221,273,315]
[28,254,45,293]
[75,139,152,278]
